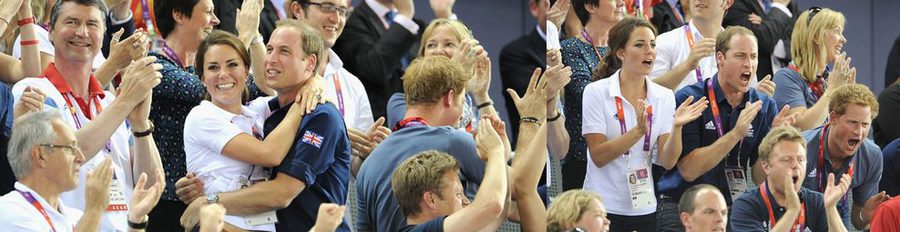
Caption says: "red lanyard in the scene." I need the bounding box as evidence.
[614,97,653,156]
[760,182,806,231]
[331,73,345,117]
[816,124,855,206]
[581,30,604,67]
[61,94,103,129]
[684,24,704,82]
[787,63,825,102]
[17,190,61,232]
[393,117,429,131]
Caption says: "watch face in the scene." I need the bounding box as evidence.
[207,193,218,203]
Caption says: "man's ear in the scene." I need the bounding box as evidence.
[443,89,457,107]
[306,53,318,75]
[291,1,305,19]
[30,146,46,168]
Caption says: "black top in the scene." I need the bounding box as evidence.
[499,28,546,148]
[400,216,446,232]
[875,83,900,148]
[730,185,829,231]
[723,0,799,79]
[884,36,900,87]
[213,0,281,44]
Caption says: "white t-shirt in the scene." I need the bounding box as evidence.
[11,77,133,232]
[323,50,374,131]
[650,21,759,91]
[0,183,82,232]
[14,26,107,70]
[184,98,274,231]
[581,70,676,216]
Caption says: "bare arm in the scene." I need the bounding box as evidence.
[789,94,830,131]
[676,130,743,182]
[546,98,569,160]
[652,38,715,90]
[444,120,508,232]
[218,172,306,215]
[0,0,40,82]
[220,103,304,167]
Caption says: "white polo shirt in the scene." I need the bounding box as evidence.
[581,70,676,216]
[184,99,275,231]
[651,21,758,91]
[12,70,133,232]
[0,183,82,231]
[323,49,375,131]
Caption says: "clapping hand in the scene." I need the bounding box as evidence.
[311,203,346,232]
[673,96,707,127]
[129,169,165,223]
[85,157,114,212]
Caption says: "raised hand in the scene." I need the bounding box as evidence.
[673,96,708,127]
[395,0,415,18]
[542,62,572,101]
[467,54,491,99]
[783,174,801,211]
[236,0,264,45]
[861,191,891,224]
[175,172,205,204]
[118,57,162,107]
[108,29,150,71]
[349,117,390,159]
[771,105,797,128]
[506,68,550,121]
[547,49,562,67]
[429,0,455,19]
[295,75,327,114]
[452,39,485,78]
[748,13,762,25]
[311,203,346,232]
[823,173,851,208]
[756,75,776,96]
[826,52,856,94]
[688,38,716,67]
[732,101,762,137]
[633,99,648,134]
[0,0,25,23]
[475,118,503,161]
[85,157,114,212]
[129,169,165,223]
[548,0,571,29]
[14,86,45,120]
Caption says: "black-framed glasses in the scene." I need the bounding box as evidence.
[303,1,352,18]
[40,143,82,155]
[806,7,822,26]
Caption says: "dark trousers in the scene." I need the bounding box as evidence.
[657,195,685,232]
[147,199,187,232]
[562,159,587,191]
[608,212,658,232]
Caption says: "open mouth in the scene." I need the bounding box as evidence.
[848,139,860,147]
[740,72,752,82]
[323,26,337,33]
[215,83,235,90]
[68,41,91,48]
[266,69,281,79]
[695,4,708,9]
[642,59,653,67]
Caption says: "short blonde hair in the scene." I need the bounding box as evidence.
[716,26,756,55]
[402,56,470,106]
[828,84,879,119]
[547,190,603,232]
[417,19,473,57]
[275,19,325,69]
[758,126,806,162]
[391,150,460,217]
[791,8,845,83]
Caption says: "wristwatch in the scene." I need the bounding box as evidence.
[206,193,219,204]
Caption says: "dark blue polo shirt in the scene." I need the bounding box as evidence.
[658,75,778,204]
[802,126,883,228]
[730,185,829,231]
[0,84,14,194]
[400,216,446,232]
[264,98,351,232]
[881,139,900,196]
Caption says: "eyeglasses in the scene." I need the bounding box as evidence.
[806,7,822,26]
[40,143,82,155]
[303,1,352,18]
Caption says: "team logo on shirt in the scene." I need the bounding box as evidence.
[302,130,324,148]
[705,121,716,130]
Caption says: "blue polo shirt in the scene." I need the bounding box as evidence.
[356,125,485,232]
[400,216,446,232]
[730,185,829,231]
[263,98,351,232]
[881,139,900,196]
[657,75,778,204]
[801,126,883,228]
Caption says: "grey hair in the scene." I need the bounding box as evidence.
[49,0,108,31]
[8,110,64,180]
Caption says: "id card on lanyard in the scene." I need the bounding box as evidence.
[685,24,704,83]
[614,97,656,209]
[816,124,855,209]
[760,182,808,232]
[707,79,750,199]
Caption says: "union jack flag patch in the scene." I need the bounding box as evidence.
[302,130,324,148]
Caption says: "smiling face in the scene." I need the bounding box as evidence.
[821,26,846,63]
[431,170,467,216]
[202,44,249,108]
[617,26,656,76]
[177,0,219,42]
[589,0,625,24]
[49,2,105,63]
[763,140,807,195]
[265,26,316,94]
[682,190,729,232]
[293,0,348,48]
[574,199,611,232]
[691,0,730,21]
[827,103,872,158]
[716,34,758,94]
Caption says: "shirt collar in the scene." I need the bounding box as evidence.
[367,0,393,20]
[13,182,63,213]
[709,74,754,108]
[536,24,546,41]
[326,49,344,73]
[43,63,106,99]
[607,70,660,101]
[199,100,258,121]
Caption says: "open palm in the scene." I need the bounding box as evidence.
[673,96,707,127]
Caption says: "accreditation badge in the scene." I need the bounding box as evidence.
[627,167,655,209]
[725,166,749,200]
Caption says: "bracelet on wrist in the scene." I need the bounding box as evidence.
[547,111,562,122]
[132,120,154,138]
[476,101,493,110]
[128,215,148,229]
[521,116,542,127]
[20,39,39,46]
[17,17,34,26]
